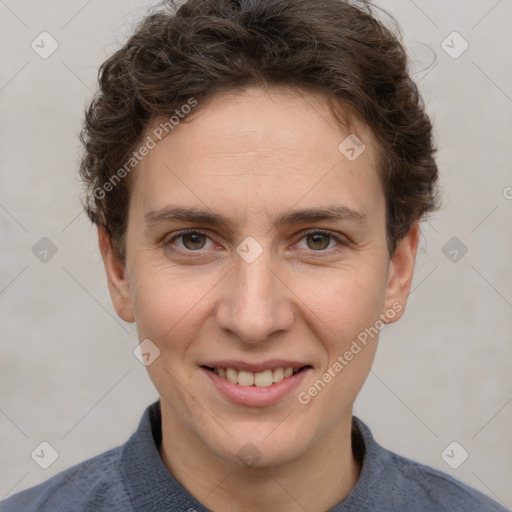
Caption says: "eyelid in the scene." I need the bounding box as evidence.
[299,228,345,241]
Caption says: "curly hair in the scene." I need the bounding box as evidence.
[79,0,439,262]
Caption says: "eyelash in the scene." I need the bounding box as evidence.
[164,228,346,255]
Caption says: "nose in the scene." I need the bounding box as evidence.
[215,249,295,345]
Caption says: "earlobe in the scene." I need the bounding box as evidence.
[98,227,135,323]
[382,222,420,324]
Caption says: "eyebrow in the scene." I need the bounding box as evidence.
[144,204,368,230]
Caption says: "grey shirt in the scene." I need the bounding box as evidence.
[1,400,508,511]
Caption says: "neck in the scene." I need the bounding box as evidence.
[158,404,361,512]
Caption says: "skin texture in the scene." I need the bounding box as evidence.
[99,86,419,512]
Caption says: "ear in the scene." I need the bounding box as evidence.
[382,221,420,324]
[98,227,135,323]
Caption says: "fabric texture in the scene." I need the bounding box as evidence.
[1,400,508,511]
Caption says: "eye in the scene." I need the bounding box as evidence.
[296,230,345,252]
[165,229,213,252]
[164,228,346,255]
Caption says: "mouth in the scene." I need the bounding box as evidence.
[199,361,313,407]
[201,365,311,387]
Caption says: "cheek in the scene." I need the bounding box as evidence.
[293,272,384,432]
[128,262,218,347]
[302,275,385,404]
[297,262,388,344]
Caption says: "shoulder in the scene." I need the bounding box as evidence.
[384,448,508,512]
[351,417,508,512]
[0,446,133,512]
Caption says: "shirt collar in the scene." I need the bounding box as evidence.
[120,400,211,511]
[120,400,384,511]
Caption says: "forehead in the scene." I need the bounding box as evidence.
[130,86,385,231]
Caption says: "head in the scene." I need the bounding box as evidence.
[81,0,439,467]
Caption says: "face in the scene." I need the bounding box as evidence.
[100,86,418,467]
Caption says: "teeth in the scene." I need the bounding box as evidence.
[238,370,254,386]
[213,367,299,387]
[272,367,284,383]
[226,368,238,384]
[255,369,273,387]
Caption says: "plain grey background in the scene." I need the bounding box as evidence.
[1,0,511,507]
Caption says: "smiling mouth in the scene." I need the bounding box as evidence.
[202,365,311,387]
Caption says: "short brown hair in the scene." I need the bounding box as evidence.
[79,0,439,261]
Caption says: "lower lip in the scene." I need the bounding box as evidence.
[201,367,311,407]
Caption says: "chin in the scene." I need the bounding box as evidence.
[207,428,311,469]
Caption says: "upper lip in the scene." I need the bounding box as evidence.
[200,360,311,373]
